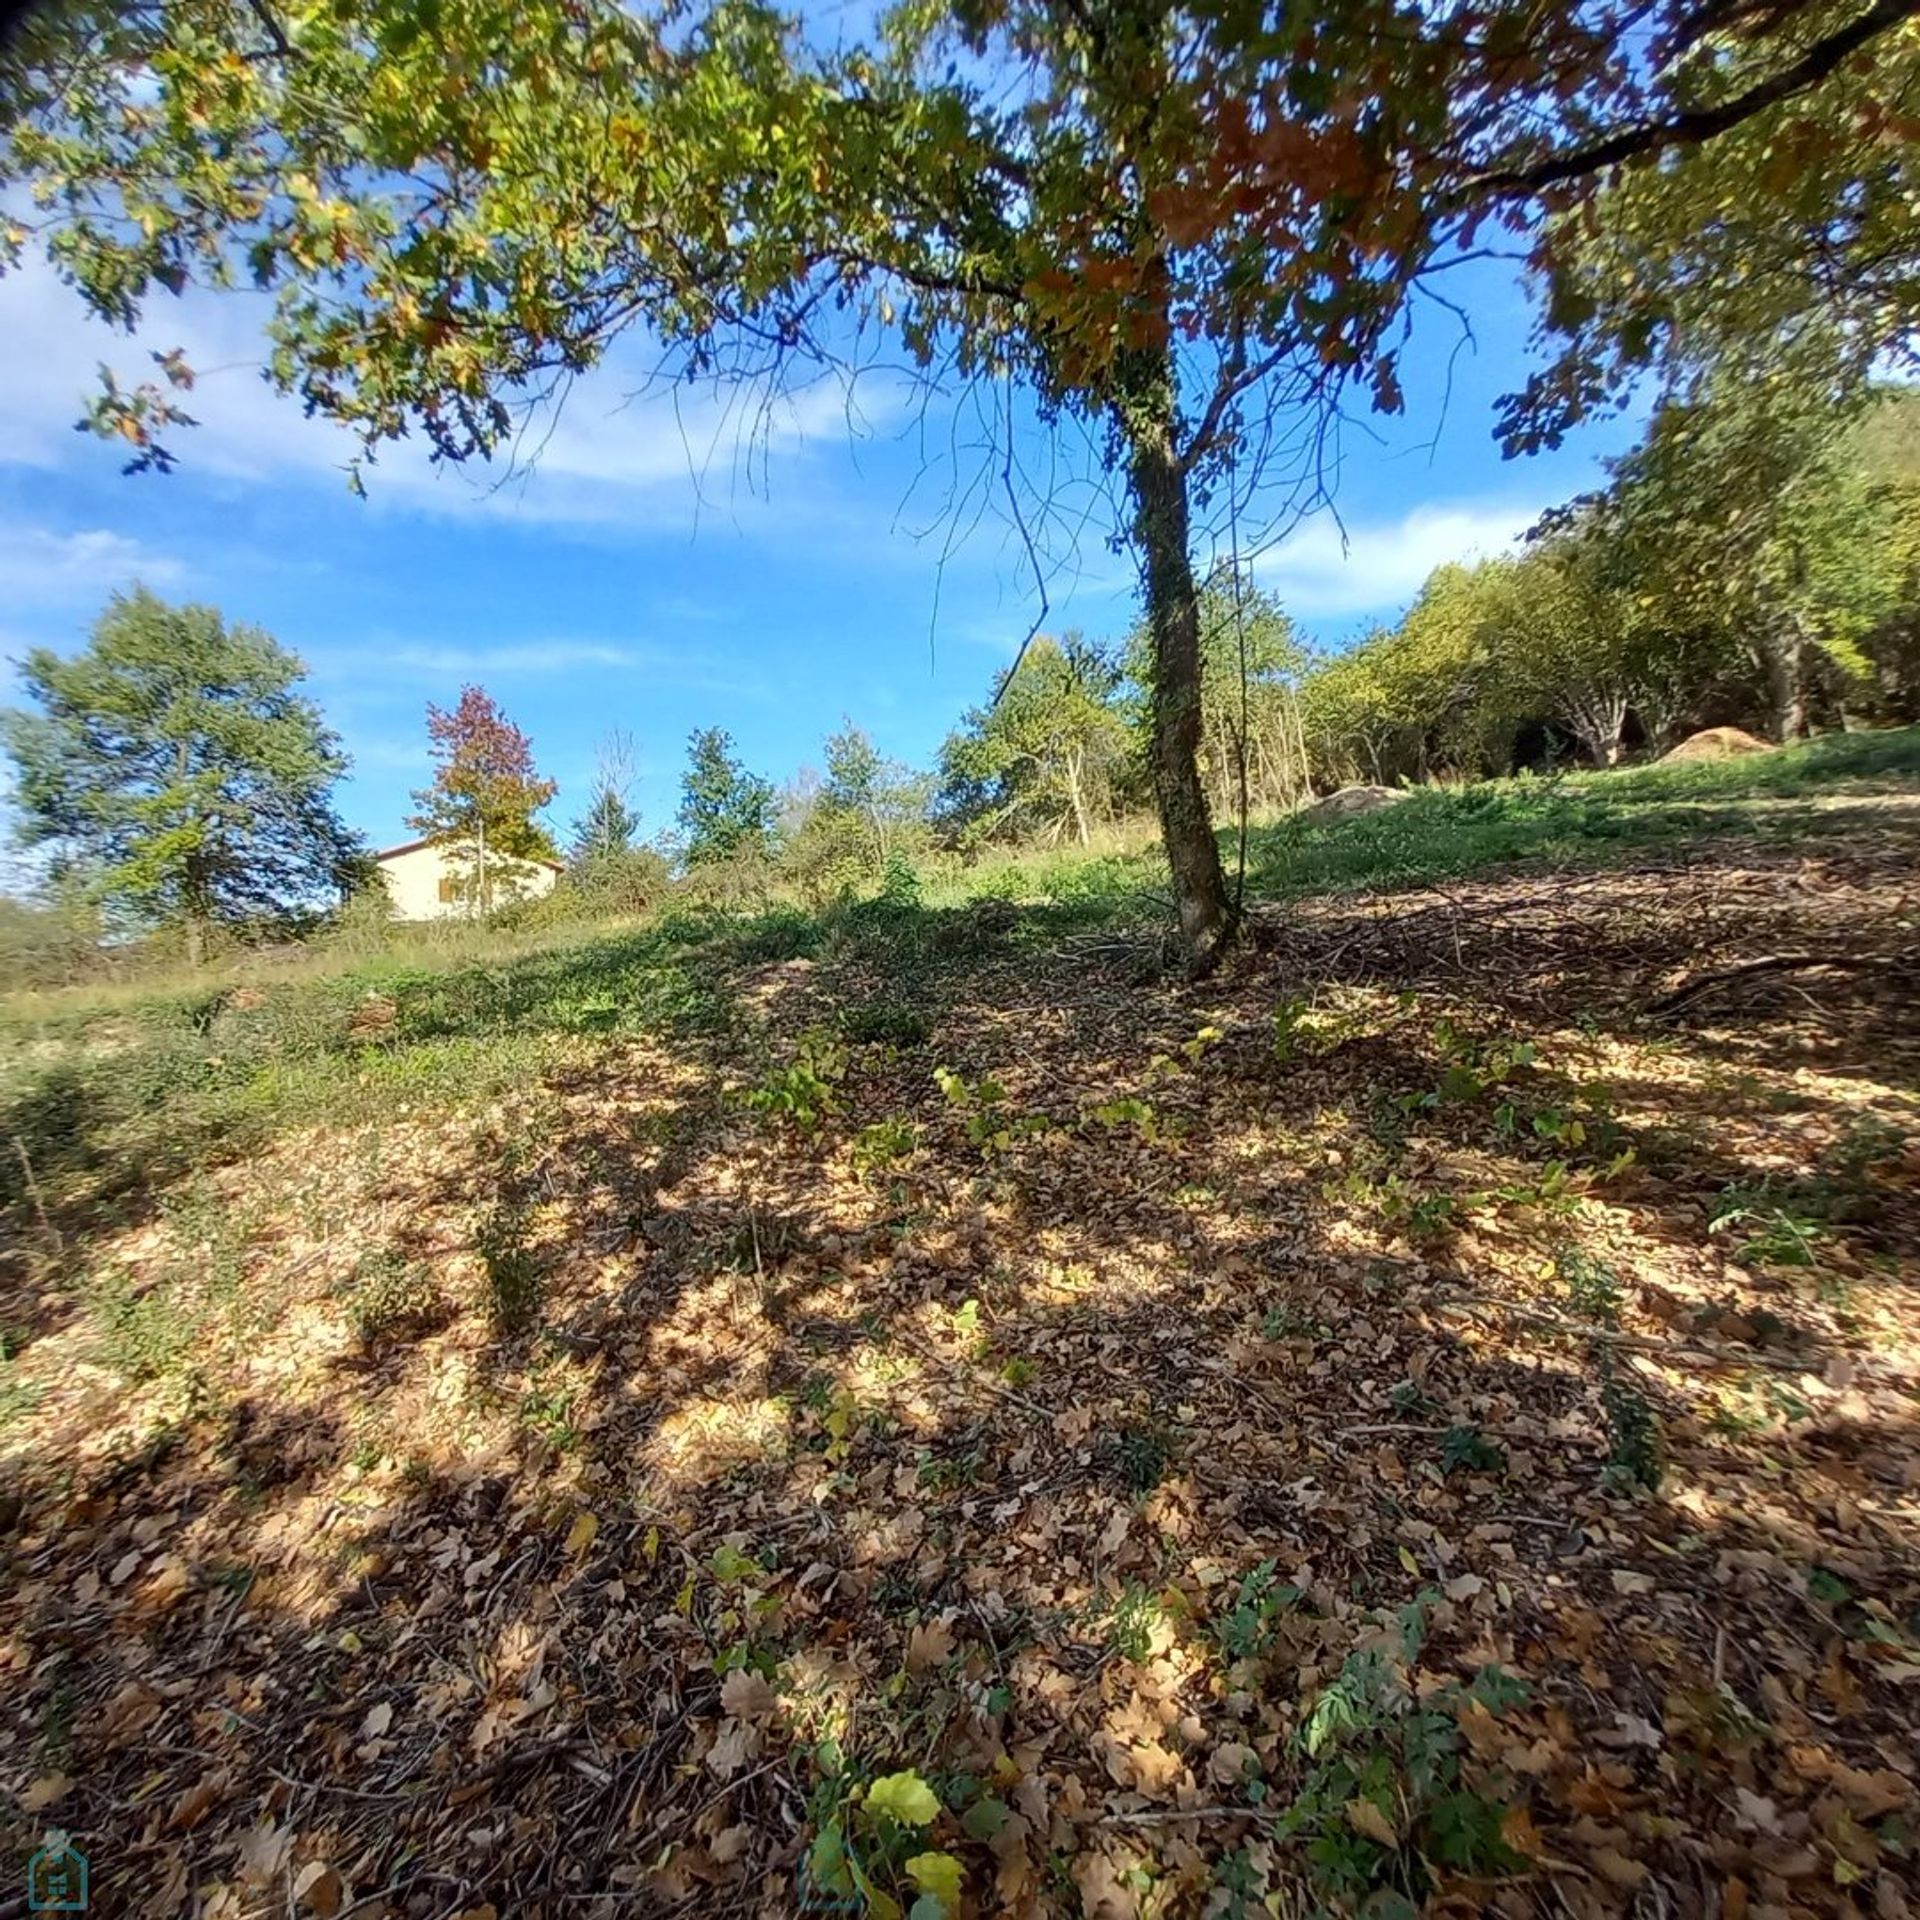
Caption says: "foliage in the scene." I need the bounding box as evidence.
[678,728,776,869]
[1212,1558,1304,1665]
[782,723,931,903]
[407,685,559,914]
[476,1195,541,1333]
[1277,1599,1527,1910]
[0,588,369,960]
[8,0,1915,959]
[1558,1246,1662,1491]
[804,1757,965,1919]
[1304,385,1920,781]
[0,886,109,992]
[1124,568,1307,815]
[851,1118,918,1177]
[569,732,643,867]
[936,636,1132,851]
[737,1030,847,1135]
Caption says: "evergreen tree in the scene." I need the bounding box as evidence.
[571,785,641,866]
[0,587,369,963]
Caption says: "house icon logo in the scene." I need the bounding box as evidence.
[26,1834,88,1911]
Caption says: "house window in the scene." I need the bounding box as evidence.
[437,875,459,904]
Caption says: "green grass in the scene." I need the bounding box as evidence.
[2,727,1912,1253]
[1241,727,1920,899]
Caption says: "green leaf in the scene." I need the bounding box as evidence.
[805,1820,856,1898]
[708,1543,762,1583]
[905,1850,965,1914]
[865,1769,941,1827]
[960,1795,1009,1841]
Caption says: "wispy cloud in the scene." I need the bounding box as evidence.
[0,525,185,611]
[0,254,910,534]
[1253,497,1546,619]
[384,640,639,676]
[315,634,779,706]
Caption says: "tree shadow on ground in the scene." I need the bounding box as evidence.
[4,811,1919,1915]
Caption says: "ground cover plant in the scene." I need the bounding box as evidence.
[0,733,1916,1913]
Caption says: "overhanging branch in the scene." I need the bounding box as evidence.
[1471,0,1920,195]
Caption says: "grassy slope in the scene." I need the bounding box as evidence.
[5,726,1914,1232]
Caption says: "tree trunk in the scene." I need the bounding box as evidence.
[1065,746,1091,846]
[1762,625,1809,741]
[1122,372,1233,971]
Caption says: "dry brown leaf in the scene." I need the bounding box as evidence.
[233,1821,292,1887]
[907,1615,957,1674]
[1344,1796,1400,1847]
[170,1772,227,1832]
[293,1862,344,1917]
[718,1667,778,1722]
[1589,1844,1648,1889]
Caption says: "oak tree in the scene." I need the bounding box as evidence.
[1,587,368,961]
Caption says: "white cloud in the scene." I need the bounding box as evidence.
[313,634,776,706]
[383,640,639,675]
[0,253,906,530]
[1252,497,1547,618]
[0,525,184,610]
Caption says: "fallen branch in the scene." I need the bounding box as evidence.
[1435,1298,1831,1377]
[1099,1804,1273,1827]
[1647,952,1875,1017]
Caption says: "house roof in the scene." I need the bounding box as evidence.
[373,835,565,873]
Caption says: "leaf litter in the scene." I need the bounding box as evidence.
[0,833,1917,1915]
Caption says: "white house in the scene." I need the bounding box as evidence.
[373,836,564,921]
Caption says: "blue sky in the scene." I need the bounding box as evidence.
[0,249,1642,855]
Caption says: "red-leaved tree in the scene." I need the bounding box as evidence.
[407,686,558,915]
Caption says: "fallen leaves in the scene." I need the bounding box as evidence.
[3,840,1917,1914]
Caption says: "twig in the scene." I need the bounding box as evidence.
[1098,1804,1273,1827]
[1647,952,1876,1017]
[1436,1299,1847,1378]
[10,1134,61,1256]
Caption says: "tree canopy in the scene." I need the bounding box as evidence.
[408,684,558,912]
[937,634,1132,848]
[1300,383,1920,783]
[677,727,775,868]
[0,587,368,959]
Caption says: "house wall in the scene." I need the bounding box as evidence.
[376,842,560,921]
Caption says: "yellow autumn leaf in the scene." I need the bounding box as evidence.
[564,1510,599,1556]
[865,1769,941,1826]
[906,1850,965,1913]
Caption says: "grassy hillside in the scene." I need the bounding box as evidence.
[1,728,1916,1916]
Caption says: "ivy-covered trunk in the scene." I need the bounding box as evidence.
[1120,361,1234,971]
